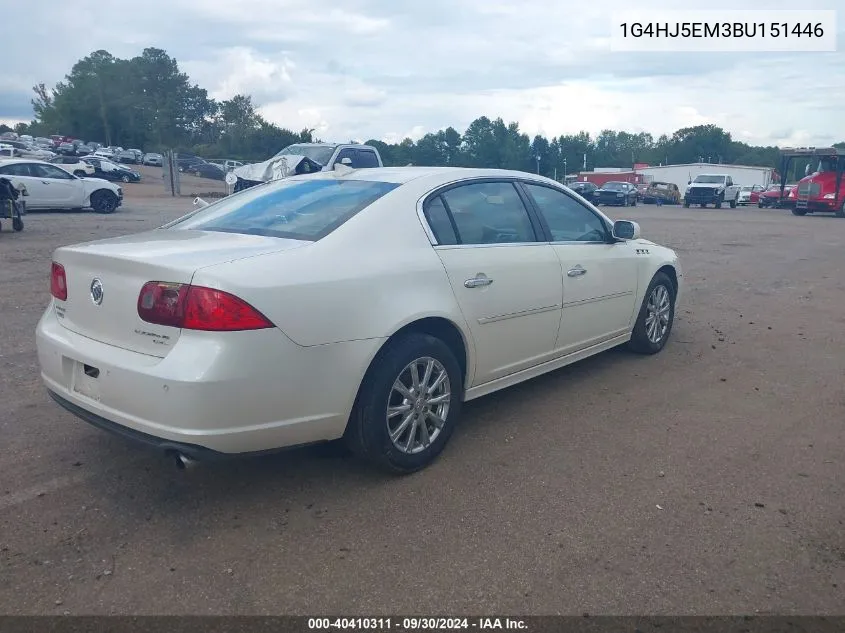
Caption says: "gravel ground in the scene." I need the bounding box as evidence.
[0,187,843,615]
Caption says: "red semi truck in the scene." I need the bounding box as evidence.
[780,147,845,217]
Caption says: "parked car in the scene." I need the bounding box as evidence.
[642,181,681,205]
[567,181,598,202]
[593,181,639,206]
[737,185,764,206]
[0,158,122,213]
[176,155,207,172]
[116,150,142,164]
[231,143,383,192]
[683,174,741,208]
[49,156,95,176]
[34,166,682,472]
[142,152,163,166]
[81,156,141,183]
[188,162,225,180]
[57,142,78,156]
[758,184,796,208]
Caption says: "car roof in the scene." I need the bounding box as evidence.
[285,166,571,187]
[0,158,51,166]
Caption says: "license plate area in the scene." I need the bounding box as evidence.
[71,361,101,401]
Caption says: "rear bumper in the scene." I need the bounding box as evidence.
[36,305,382,455]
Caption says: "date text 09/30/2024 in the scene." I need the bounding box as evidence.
[307,618,528,630]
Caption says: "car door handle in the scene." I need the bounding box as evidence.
[464,274,494,288]
[567,266,587,277]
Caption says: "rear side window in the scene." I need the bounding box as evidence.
[356,150,380,168]
[168,178,400,241]
[423,196,458,245]
[0,163,33,176]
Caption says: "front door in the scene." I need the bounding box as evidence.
[520,182,640,355]
[424,181,563,387]
[29,163,83,207]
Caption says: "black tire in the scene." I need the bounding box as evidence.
[12,217,23,232]
[121,174,130,183]
[683,201,690,208]
[627,272,676,355]
[631,196,637,207]
[729,198,737,209]
[344,332,463,473]
[90,190,118,214]
[836,202,845,218]
[758,200,764,208]
[792,208,807,216]
[715,197,722,209]
[700,204,707,208]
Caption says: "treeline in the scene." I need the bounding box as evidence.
[8,47,844,176]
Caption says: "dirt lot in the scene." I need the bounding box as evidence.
[0,187,843,615]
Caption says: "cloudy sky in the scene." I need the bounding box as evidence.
[2,0,843,146]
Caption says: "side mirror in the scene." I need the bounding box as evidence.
[612,220,641,241]
[340,157,352,166]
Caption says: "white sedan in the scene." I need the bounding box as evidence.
[36,167,683,473]
[0,159,122,213]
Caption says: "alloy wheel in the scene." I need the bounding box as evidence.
[386,357,451,455]
[645,285,671,344]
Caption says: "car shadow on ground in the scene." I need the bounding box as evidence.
[70,343,650,517]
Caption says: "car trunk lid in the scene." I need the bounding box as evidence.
[53,229,307,357]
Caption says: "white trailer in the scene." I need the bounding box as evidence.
[635,163,775,195]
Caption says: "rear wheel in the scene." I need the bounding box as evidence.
[683,200,690,208]
[628,272,675,355]
[792,208,807,216]
[90,190,118,214]
[836,202,845,218]
[12,216,23,231]
[345,333,463,473]
[758,200,764,208]
[729,198,737,209]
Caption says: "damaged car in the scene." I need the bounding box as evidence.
[230,143,384,192]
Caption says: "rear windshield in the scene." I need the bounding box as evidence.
[166,178,400,241]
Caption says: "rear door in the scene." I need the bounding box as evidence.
[520,181,640,356]
[424,179,563,386]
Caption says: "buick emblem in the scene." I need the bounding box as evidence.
[90,278,104,305]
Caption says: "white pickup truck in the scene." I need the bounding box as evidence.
[683,174,741,209]
[230,142,384,192]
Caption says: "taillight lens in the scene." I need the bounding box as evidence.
[137,282,273,331]
[51,262,67,300]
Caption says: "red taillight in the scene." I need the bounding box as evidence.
[137,282,273,331]
[51,262,67,301]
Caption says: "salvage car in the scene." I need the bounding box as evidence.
[189,161,225,180]
[736,185,764,206]
[143,153,163,166]
[758,183,796,208]
[0,158,122,213]
[231,142,383,192]
[567,181,598,202]
[642,181,681,205]
[683,174,740,208]
[81,156,141,183]
[35,167,682,473]
[592,181,638,206]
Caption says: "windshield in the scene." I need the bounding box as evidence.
[167,178,399,241]
[816,157,838,173]
[272,144,337,165]
[602,182,626,191]
[693,175,725,184]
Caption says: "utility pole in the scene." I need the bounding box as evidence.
[535,155,541,174]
